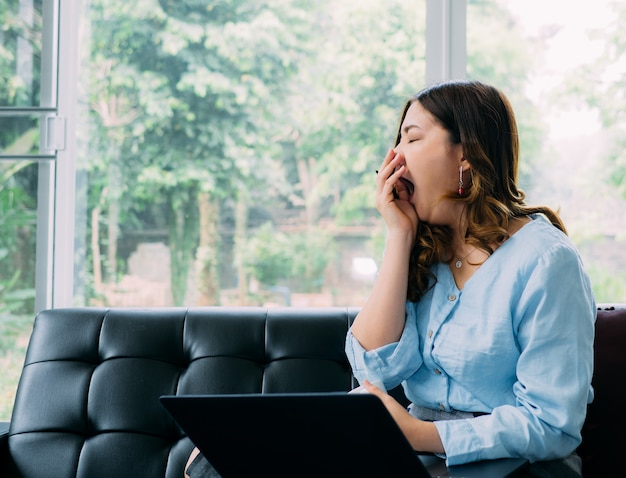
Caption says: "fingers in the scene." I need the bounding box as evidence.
[375,150,418,238]
[380,148,396,171]
[377,150,405,198]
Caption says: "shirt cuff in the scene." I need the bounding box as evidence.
[434,418,486,465]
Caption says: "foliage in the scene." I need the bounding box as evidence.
[0,1,41,310]
[239,222,293,287]
[0,306,32,421]
[0,162,37,313]
[0,0,42,108]
[80,0,313,303]
[288,227,336,293]
[238,222,335,293]
[277,0,427,227]
[586,264,626,304]
[0,254,34,315]
[2,0,590,310]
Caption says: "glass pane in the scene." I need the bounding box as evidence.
[0,114,40,155]
[73,0,426,308]
[0,0,44,107]
[468,0,626,303]
[0,161,37,420]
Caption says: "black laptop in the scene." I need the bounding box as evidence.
[160,393,527,478]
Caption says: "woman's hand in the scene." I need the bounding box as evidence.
[362,380,415,430]
[184,447,201,478]
[376,149,419,240]
[362,380,444,454]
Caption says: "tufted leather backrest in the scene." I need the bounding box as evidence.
[5,307,359,478]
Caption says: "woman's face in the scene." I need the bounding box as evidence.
[393,101,464,225]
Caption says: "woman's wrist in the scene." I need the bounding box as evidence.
[385,229,415,253]
[407,419,445,454]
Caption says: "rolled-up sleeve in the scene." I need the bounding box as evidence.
[345,303,424,391]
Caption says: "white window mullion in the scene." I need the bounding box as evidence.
[50,0,82,308]
[426,0,466,85]
[35,0,60,312]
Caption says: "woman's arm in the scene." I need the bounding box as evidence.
[349,149,418,350]
[349,230,413,349]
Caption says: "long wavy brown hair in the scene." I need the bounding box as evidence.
[399,80,567,302]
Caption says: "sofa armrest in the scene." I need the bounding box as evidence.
[579,306,626,476]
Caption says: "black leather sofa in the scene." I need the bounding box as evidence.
[0,305,624,477]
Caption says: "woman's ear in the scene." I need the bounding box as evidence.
[459,155,469,172]
[452,141,465,164]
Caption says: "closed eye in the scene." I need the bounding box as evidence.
[399,133,420,144]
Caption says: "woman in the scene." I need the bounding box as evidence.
[345,80,595,476]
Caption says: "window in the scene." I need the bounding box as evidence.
[467,0,626,302]
[3,0,623,422]
[0,0,56,420]
[0,0,428,419]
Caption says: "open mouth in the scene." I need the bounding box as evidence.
[398,177,415,198]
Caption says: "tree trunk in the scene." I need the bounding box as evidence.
[106,158,120,282]
[235,188,249,304]
[168,188,199,306]
[91,187,108,301]
[195,191,220,305]
[296,155,320,226]
[91,203,102,295]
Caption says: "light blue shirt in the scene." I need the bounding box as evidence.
[345,216,596,465]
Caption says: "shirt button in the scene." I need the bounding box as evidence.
[428,330,433,338]
[448,294,457,301]
[439,403,446,411]
[434,368,442,375]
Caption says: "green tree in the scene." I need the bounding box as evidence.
[83,0,309,305]
[79,0,547,308]
[82,0,173,297]
[0,161,36,313]
[276,0,426,228]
